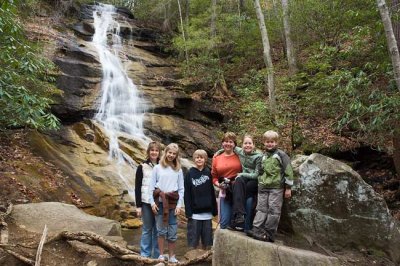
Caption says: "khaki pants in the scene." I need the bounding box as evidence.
[252,188,284,239]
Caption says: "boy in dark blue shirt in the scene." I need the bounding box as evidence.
[184,149,217,249]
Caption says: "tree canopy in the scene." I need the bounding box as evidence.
[0,0,60,130]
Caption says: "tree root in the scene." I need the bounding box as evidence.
[3,230,214,265]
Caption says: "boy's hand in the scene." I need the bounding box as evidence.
[175,207,181,215]
[284,188,292,199]
[136,207,142,217]
[151,204,159,214]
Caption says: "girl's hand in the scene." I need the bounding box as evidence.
[284,188,292,199]
[136,207,142,217]
[151,204,159,214]
[175,207,181,215]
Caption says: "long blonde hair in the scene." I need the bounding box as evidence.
[160,143,181,171]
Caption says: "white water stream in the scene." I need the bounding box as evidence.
[92,4,147,196]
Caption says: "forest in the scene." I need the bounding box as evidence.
[2,0,399,173]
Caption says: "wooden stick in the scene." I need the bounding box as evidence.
[3,249,35,265]
[35,225,48,266]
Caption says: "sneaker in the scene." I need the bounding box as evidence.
[169,255,179,264]
[158,254,168,261]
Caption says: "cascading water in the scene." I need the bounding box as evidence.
[92,4,147,196]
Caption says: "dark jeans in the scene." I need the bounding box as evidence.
[232,176,258,221]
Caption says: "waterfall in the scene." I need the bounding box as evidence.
[92,4,146,196]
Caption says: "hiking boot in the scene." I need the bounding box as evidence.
[230,214,245,231]
[233,214,245,225]
[246,227,259,238]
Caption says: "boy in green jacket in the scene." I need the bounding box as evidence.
[247,130,294,242]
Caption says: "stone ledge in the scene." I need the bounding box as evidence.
[212,229,339,266]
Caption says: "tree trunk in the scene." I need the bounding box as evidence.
[391,0,400,177]
[177,0,189,64]
[378,0,400,91]
[377,0,400,179]
[254,0,276,112]
[185,0,190,25]
[211,0,217,38]
[281,0,297,75]
[392,0,400,39]
[162,2,172,32]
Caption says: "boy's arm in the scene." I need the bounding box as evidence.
[281,152,294,198]
[283,159,294,187]
[183,172,192,218]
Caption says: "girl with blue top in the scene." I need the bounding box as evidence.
[149,143,184,264]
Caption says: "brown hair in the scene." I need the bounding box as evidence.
[146,141,162,160]
[222,132,237,146]
[160,143,181,171]
[263,130,279,141]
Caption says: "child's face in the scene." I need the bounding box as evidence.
[194,156,206,169]
[149,148,160,162]
[242,137,254,154]
[264,139,277,151]
[166,149,178,162]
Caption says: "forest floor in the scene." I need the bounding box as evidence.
[0,129,399,266]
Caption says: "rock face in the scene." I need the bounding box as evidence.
[51,4,221,156]
[11,202,121,236]
[286,153,400,262]
[213,229,339,266]
[29,4,224,220]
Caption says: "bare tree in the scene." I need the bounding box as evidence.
[378,0,400,91]
[281,0,297,75]
[185,0,190,25]
[254,0,276,111]
[211,0,217,38]
[177,0,189,64]
[379,0,400,176]
[390,0,400,176]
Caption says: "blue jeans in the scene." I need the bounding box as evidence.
[244,196,254,232]
[220,197,232,229]
[140,203,160,258]
[155,203,178,242]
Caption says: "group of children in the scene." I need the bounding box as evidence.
[134,130,294,263]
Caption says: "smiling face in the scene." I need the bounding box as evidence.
[166,149,178,162]
[242,136,254,154]
[148,147,160,163]
[194,155,206,169]
[222,138,235,153]
[264,139,278,151]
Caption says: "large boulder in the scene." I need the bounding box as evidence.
[286,153,400,262]
[11,202,121,236]
[213,229,339,266]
